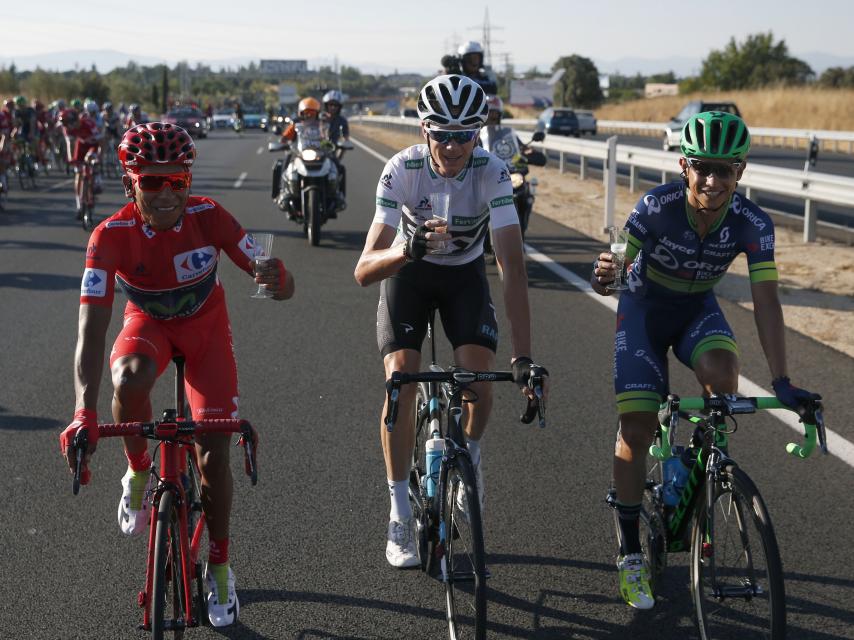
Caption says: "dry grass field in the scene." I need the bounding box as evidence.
[510,87,854,131]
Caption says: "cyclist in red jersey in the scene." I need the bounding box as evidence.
[59,122,295,627]
[58,108,102,218]
[0,99,13,194]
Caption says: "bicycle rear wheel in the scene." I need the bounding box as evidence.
[184,451,207,625]
[442,455,487,640]
[152,490,188,640]
[691,464,785,640]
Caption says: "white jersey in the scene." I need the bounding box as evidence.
[373,144,518,266]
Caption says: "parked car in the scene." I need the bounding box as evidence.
[575,109,597,136]
[243,112,264,129]
[663,100,741,151]
[400,108,418,119]
[536,107,579,137]
[162,106,208,138]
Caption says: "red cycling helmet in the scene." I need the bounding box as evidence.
[118,122,196,171]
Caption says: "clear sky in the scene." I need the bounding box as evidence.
[5,0,854,74]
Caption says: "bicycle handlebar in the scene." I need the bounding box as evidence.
[649,394,826,461]
[71,418,258,495]
[384,366,547,431]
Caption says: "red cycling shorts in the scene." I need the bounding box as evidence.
[72,141,97,164]
[109,302,239,421]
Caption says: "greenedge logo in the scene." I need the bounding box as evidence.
[376,196,398,209]
[490,196,514,207]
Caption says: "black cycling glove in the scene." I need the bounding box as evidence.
[772,376,821,409]
[404,224,429,261]
[511,357,534,386]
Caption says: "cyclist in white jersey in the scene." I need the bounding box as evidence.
[355,74,547,567]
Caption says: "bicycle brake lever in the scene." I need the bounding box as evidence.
[815,408,828,455]
[72,430,88,495]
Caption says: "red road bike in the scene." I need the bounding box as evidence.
[70,355,258,639]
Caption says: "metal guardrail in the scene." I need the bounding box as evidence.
[357,115,854,242]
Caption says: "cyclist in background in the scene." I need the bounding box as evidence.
[102,101,122,146]
[233,102,244,132]
[590,111,821,610]
[321,90,350,211]
[457,41,499,95]
[124,103,144,130]
[59,122,295,627]
[58,107,101,218]
[354,74,546,568]
[0,99,13,194]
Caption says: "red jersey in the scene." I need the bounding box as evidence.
[63,116,100,144]
[0,110,11,133]
[80,196,262,319]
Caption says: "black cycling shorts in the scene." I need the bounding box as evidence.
[377,256,498,357]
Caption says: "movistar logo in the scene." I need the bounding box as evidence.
[143,293,197,318]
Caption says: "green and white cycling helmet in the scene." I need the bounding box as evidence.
[680,111,751,161]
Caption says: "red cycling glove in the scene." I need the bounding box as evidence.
[59,409,99,485]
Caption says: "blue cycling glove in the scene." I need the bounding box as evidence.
[772,376,821,409]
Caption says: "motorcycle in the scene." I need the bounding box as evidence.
[269,120,352,246]
[479,126,546,251]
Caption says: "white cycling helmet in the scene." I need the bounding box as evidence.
[84,100,99,114]
[417,74,488,128]
[322,90,343,104]
[457,41,484,57]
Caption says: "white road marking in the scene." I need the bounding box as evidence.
[256,146,264,155]
[233,172,247,189]
[353,136,854,469]
[45,178,74,192]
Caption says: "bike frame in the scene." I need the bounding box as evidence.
[648,394,825,553]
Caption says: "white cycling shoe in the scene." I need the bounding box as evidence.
[205,564,239,627]
[386,518,419,568]
[117,466,152,536]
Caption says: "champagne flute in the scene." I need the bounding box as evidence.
[606,226,629,291]
[428,192,450,253]
[249,232,275,299]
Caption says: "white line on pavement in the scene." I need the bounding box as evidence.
[45,178,74,192]
[233,172,247,189]
[256,146,264,155]
[353,136,854,469]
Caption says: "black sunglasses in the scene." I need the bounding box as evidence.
[427,128,480,145]
[685,157,744,179]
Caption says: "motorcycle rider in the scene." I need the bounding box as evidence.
[321,90,350,211]
[456,41,499,95]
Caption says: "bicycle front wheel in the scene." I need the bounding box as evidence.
[442,455,487,640]
[152,490,188,640]
[691,464,785,640]
[409,382,435,573]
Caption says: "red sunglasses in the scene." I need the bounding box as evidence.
[130,172,192,192]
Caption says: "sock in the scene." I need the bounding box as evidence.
[207,563,230,604]
[388,479,411,522]
[616,501,643,555]
[75,193,81,209]
[126,448,152,472]
[209,537,230,565]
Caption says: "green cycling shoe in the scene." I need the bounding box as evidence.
[617,553,655,610]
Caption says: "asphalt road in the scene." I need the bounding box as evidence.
[1,129,852,639]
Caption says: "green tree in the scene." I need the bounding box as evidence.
[551,55,603,108]
[699,32,813,90]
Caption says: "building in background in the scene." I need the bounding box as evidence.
[645,83,679,98]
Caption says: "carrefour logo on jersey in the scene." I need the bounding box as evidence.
[81,268,107,297]
[173,246,216,282]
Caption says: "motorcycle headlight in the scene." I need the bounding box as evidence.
[301,149,319,162]
[510,172,525,189]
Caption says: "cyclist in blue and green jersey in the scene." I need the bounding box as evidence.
[591,111,820,609]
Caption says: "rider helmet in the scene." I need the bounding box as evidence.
[298,97,321,118]
[14,95,27,107]
[55,99,67,110]
[71,98,83,111]
[3,99,13,111]
[680,111,751,161]
[118,122,196,171]
[457,41,484,57]
[84,100,99,115]
[32,99,44,110]
[322,90,343,106]
[103,101,113,111]
[417,74,488,128]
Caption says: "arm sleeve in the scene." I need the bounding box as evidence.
[741,202,779,283]
[624,193,657,262]
[372,156,405,229]
[484,158,518,230]
[80,226,118,307]
[213,201,256,276]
